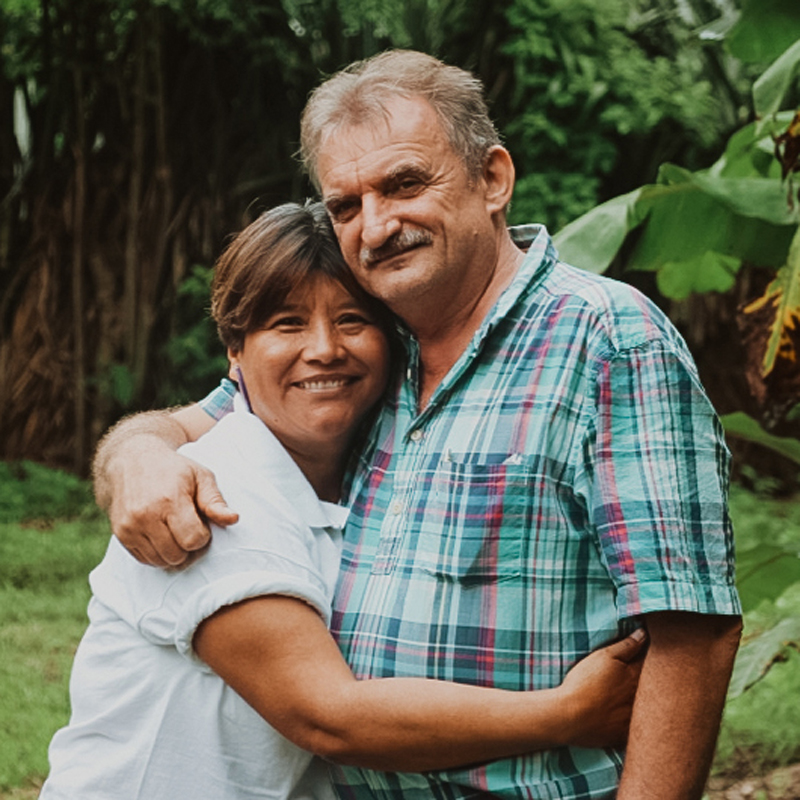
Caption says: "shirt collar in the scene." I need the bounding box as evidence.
[388,224,558,426]
[229,393,349,530]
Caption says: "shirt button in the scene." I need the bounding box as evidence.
[410,429,423,442]
[391,501,403,515]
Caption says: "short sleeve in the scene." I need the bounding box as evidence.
[91,522,333,672]
[582,338,741,620]
[170,552,332,665]
[198,378,236,421]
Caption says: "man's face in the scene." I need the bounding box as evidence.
[316,96,497,316]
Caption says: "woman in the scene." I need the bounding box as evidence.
[41,202,644,800]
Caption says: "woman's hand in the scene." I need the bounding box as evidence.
[558,629,647,749]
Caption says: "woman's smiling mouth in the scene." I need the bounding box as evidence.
[294,377,357,392]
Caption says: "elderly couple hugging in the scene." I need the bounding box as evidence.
[41,50,741,800]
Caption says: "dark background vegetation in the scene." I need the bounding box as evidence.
[3,2,800,796]
[1,0,778,477]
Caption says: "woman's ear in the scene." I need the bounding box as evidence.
[227,348,240,381]
[481,145,516,217]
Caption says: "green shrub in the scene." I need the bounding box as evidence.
[0,462,96,524]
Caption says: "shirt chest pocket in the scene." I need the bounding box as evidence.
[413,462,531,584]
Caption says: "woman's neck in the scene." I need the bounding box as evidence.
[284,443,347,503]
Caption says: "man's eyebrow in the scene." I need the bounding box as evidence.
[323,194,355,212]
[384,162,430,183]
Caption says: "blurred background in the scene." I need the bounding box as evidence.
[1,0,800,797]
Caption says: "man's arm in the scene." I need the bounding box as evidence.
[617,611,742,800]
[93,405,238,567]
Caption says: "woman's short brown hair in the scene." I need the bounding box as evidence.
[211,201,394,353]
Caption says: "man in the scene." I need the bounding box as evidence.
[95,50,742,799]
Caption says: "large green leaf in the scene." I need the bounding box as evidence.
[554,166,796,282]
[727,0,800,65]
[736,543,800,612]
[552,189,645,274]
[656,252,739,300]
[721,411,800,464]
[728,615,800,698]
[708,118,788,179]
[659,164,798,226]
[754,38,800,121]
[627,173,795,274]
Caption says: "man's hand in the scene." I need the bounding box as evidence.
[93,407,239,567]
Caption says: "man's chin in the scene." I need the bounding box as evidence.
[365,269,435,309]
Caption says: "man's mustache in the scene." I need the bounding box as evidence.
[360,228,433,267]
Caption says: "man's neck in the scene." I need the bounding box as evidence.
[414,232,525,409]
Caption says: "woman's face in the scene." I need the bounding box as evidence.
[228,275,390,462]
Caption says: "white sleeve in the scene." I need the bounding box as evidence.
[91,513,332,671]
[88,405,340,670]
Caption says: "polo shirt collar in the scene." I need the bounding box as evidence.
[229,393,349,530]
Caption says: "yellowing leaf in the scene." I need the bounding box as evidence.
[742,224,800,375]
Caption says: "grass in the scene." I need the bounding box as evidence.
[0,463,110,795]
[0,466,799,796]
[0,519,109,793]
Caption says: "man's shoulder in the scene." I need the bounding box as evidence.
[530,260,681,356]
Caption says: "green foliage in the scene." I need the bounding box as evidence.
[716,649,800,775]
[722,413,800,467]
[553,152,798,287]
[754,38,800,120]
[727,0,800,65]
[157,265,229,407]
[0,462,95,524]
[503,0,737,231]
[727,486,800,701]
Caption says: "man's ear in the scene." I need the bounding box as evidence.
[482,145,515,216]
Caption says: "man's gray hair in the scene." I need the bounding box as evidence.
[300,50,501,188]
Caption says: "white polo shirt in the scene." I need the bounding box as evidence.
[41,395,345,800]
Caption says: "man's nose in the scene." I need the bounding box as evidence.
[360,195,401,250]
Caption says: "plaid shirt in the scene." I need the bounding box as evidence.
[201,225,740,800]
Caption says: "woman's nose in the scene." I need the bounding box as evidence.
[303,321,345,363]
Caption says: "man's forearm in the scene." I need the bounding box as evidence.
[617,611,742,800]
[93,409,193,511]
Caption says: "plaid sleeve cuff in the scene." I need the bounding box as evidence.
[198,378,236,421]
[616,577,742,620]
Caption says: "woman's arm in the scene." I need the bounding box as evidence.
[194,595,644,773]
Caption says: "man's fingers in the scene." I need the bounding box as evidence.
[123,535,174,568]
[136,536,176,569]
[140,518,194,567]
[165,502,213,555]
[607,628,648,663]
[160,466,235,556]
[194,470,238,528]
